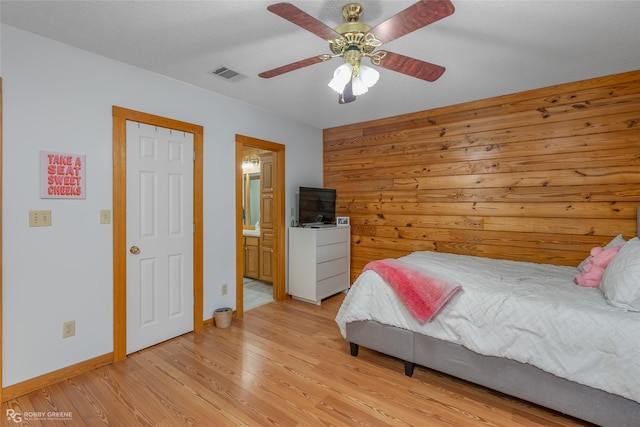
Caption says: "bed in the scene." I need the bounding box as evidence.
[335,239,640,427]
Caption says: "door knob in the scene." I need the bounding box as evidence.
[129,246,141,255]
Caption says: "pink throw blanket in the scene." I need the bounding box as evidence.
[363,259,462,323]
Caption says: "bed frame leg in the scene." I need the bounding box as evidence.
[404,362,415,377]
[350,342,359,357]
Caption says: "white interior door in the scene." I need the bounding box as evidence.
[126,121,194,354]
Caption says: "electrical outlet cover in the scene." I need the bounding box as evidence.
[63,320,75,338]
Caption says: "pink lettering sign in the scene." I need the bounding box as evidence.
[40,151,86,199]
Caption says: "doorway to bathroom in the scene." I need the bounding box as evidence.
[241,146,273,311]
[235,135,286,316]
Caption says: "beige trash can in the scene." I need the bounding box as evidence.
[214,307,232,328]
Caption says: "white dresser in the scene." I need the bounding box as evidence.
[288,226,350,304]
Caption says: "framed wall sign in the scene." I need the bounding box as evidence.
[40,151,86,199]
[337,216,350,226]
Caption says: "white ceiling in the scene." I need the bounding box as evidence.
[2,0,640,129]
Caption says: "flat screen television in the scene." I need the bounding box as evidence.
[298,186,336,225]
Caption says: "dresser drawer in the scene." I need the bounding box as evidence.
[316,242,348,263]
[316,257,349,281]
[316,227,349,246]
[316,272,349,300]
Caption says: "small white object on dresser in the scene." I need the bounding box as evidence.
[288,226,350,304]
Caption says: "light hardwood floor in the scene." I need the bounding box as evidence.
[3,294,592,426]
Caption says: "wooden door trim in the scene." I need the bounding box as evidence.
[112,106,204,361]
[235,134,286,317]
[0,77,4,402]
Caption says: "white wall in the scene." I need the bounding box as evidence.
[1,25,323,387]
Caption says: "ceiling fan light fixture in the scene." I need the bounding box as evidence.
[328,62,353,94]
[261,1,455,104]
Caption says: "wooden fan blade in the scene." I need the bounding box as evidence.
[374,51,445,82]
[267,3,341,41]
[369,0,455,44]
[259,55,329,78]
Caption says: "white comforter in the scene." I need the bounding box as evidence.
[335,251,640,404]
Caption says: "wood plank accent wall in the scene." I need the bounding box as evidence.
[323,70,640,283]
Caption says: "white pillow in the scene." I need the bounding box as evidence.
[601,237,640,311]
[577,234,626,271]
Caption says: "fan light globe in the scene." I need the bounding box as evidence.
[351,77,367,96]
[329,63,379,97]
[352,65,379,96]
[328,63,353,93]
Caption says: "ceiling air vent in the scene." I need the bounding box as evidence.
[209,66,246,82]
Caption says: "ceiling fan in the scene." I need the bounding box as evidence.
[259,1,455,104]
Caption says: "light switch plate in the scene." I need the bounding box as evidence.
[29,210,52,227]
[100,209,111,224]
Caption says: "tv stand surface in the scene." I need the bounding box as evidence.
[304,223,336,228]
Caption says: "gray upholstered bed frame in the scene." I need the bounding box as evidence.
[346,320,640,427]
